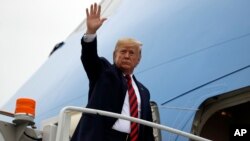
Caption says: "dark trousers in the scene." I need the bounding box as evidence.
[105,129,130,141]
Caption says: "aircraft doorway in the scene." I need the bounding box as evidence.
[191,86,250,141]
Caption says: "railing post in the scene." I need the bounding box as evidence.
[55,107,72,141]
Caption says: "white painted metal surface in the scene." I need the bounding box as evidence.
[55,106,211,141]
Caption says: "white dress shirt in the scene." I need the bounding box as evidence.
[112,74,141,133]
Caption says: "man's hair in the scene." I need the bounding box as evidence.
[115,38,142,50]
[114,38,142,54]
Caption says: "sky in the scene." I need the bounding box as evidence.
[0,0,100,107]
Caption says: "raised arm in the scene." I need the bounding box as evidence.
[81,3,109,84]
[86,3,107,34]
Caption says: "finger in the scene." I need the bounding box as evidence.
[86,8,89,18]
[100,18,107,24]
[90,4,94,15]
[93,3,97,15]
[97,5,101,17]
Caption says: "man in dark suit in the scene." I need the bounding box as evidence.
[71,3,154,141]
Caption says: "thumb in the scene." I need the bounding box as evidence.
[100,18,107,24]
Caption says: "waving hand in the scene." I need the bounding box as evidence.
[86,3,107,34]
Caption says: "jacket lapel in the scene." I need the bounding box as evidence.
[132,75,146,116]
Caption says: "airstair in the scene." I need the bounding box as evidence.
[0,98,211,141]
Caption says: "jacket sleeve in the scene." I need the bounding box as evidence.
[80,37,110,84]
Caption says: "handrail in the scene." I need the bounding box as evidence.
[55,106,211,141]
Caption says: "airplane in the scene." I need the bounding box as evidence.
[1,0,250,140]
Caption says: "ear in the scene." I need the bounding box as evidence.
[138,48,142,63]
[136,55,141,66]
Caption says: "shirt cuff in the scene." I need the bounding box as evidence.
[83,33,96,42]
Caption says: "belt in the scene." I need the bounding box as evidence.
[106,129,130,141]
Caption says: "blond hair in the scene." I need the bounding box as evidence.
[114,38,142,52]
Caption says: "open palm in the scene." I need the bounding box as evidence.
[86,3,107,34]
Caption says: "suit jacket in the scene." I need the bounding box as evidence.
[71,37,154,141]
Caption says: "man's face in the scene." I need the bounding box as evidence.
[114,44,141,75]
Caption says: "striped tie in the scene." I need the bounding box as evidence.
[125,75,139,141]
